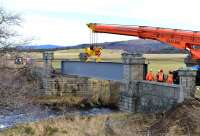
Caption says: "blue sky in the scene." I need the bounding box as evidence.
[2,0,200,46]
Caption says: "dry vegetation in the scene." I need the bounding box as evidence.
[0,67,40,114]
[1,99,200,136]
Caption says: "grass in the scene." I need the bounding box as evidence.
[34,96,85,105]
[0,112,156,136]
[148,58,185,74]
[25,49,186,73]
[44,126,59,136]
[2,126,35,136]
[143,54,186,74]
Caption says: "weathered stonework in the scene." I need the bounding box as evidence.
[179,68,197,99]
[122,53,148,82]
[119,52,184,113]
[120,53,148,112]
[41,75,121,105]
[120,80,181,113]
[43,76,90,96]
[119,91,138,113]
[137,81,180,113]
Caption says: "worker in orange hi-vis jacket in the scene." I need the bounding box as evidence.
[156,69,164,82]
[166,70,174,84]
[146,69,154,81]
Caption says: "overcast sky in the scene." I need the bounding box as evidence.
[1,0,200,46]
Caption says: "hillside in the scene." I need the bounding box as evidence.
[16,44,63,50]
[73,39,182,53]
[17,39,183,53]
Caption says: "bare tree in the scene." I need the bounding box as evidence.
[0,7,32,56]
[0,7,23,55]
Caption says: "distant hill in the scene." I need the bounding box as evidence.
[68,39,182,53]
[16,44,63,50]
[16,39,183,53]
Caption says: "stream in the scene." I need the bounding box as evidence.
[0,106,115,130]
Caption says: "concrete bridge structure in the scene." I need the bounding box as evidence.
[40,52,197,113]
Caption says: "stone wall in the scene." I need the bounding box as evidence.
[119,81,181,113]
[179,69,197,98]
[138,81,180,113]
[43,75,121,105]
[44,76,89,96]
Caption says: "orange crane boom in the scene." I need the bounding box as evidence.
[87,23,200,59]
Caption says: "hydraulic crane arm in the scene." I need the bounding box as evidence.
[87,23,200,59]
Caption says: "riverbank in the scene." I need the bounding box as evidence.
[0,112,155,136]
[0,67,120,132]
[1,99,200,136]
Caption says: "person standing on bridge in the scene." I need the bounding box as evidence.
[146,69,155,81]
[156,69,165,82]
[166,70,174,84]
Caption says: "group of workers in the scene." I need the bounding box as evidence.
[146,69,174,84]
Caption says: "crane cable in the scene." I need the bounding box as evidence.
[89,28,98,47]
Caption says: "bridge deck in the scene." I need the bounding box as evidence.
[61,61,124,81]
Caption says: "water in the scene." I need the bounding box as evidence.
[0,107,115,130]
